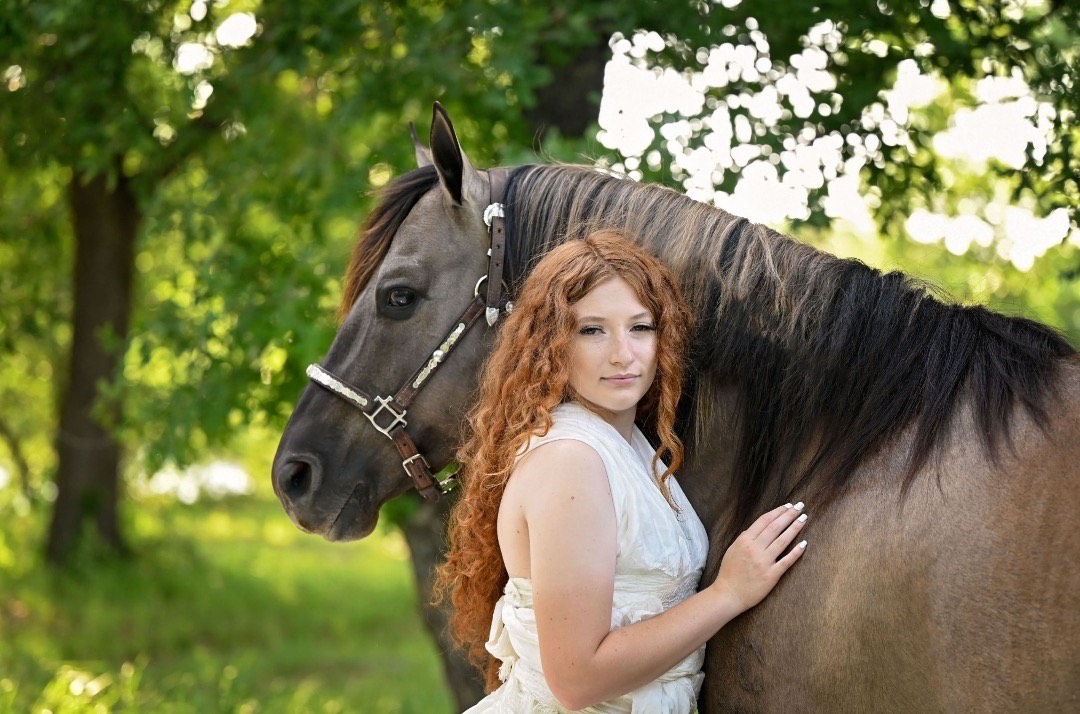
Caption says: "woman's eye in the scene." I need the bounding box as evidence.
[578,326,602,336]
[387,288,415,308]
[632,323,656,332]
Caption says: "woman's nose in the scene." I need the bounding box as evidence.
[609,333,634,364]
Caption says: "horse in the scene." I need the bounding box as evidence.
[272,103,1080,712]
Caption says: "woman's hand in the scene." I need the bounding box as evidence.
[710,503,808,613]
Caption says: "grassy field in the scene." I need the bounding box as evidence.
[0,492,455,713]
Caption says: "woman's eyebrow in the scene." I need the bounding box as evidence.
[576,312,653,322]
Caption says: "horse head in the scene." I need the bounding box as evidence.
[272,104,501,540]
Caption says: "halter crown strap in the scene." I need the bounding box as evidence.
[305,167,512,501]
[484,168,508,326]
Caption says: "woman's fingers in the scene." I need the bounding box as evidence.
[765,510,808,559]
[715,504,810,612]
[753,502,804,545]
[775,537,808,572]
[745,503,795,539]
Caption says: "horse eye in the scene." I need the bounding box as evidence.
[387,288,415,308]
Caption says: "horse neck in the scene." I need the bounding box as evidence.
[507,164,1075,544]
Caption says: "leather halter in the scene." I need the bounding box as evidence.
[305,168,510,501]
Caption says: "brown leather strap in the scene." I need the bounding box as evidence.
[485,168,508,313]
[390,426,441,501]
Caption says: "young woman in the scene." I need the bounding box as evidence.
[435,229,808,713]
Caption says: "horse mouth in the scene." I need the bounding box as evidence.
[325,483,379,542]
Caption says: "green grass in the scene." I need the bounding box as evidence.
[0,493,455,713]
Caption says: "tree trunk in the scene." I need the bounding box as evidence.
[400,497,486,710]
[523,35,610,142]
[45,170,140,563]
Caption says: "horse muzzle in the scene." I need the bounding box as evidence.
[271,450,382,541]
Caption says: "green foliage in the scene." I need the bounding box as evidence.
[0,153,69,495]
[0,491,453,712]
[0,0,1076,541]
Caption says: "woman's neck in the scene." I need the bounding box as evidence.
[571,398,636,443]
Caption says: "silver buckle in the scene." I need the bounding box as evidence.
[365,396,407,437]
[402,453,430,473]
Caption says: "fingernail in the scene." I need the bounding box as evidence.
[793,502,805,511]
[798,540,808,549]
[784,503,793,509]
[797,513,807,523]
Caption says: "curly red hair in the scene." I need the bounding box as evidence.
[433,228,694,690]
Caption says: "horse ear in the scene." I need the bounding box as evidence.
[410,122,433,167]
[429,102,482,205]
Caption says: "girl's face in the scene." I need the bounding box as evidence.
[568,277,658,435]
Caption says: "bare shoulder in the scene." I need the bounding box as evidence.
[501,437,617,582]
[505,439,613,524]
[510,437,618,579]
[511,437,609,495]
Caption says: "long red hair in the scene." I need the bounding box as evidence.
[433,228,693,689]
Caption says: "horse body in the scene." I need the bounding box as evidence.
[687,369,1080,711]
[273,105,1079,710]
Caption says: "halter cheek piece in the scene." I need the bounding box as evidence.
[304,169,511,501]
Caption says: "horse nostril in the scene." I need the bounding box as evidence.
[276,458,317,504]
[286,465,310,499]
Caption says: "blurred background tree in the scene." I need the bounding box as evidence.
[1,0,1076,710]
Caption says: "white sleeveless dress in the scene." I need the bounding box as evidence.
[465,401,710,713]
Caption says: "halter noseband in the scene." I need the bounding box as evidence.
[304,168,511,501]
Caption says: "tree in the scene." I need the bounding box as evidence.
[2,0,1076,707]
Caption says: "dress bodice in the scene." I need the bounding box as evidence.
[465,402,709,713]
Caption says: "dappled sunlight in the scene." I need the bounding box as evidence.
[905,205,1071,269]
[3,65,25,92]
[215,13,258,48]
[174,42,215,76]
[135,460,253,504]
[173,4,259,70]
[598,20,1070,273]
[934,98,1049,169]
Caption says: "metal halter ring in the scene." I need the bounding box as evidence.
[474,275,509,300]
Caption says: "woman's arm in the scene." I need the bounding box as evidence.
[512,440,807,711]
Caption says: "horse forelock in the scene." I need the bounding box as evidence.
[339,165,441,321]
[506,164,1077,539]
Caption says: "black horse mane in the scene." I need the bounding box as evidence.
[349,162,1076,538]
[503,164,1076,536]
